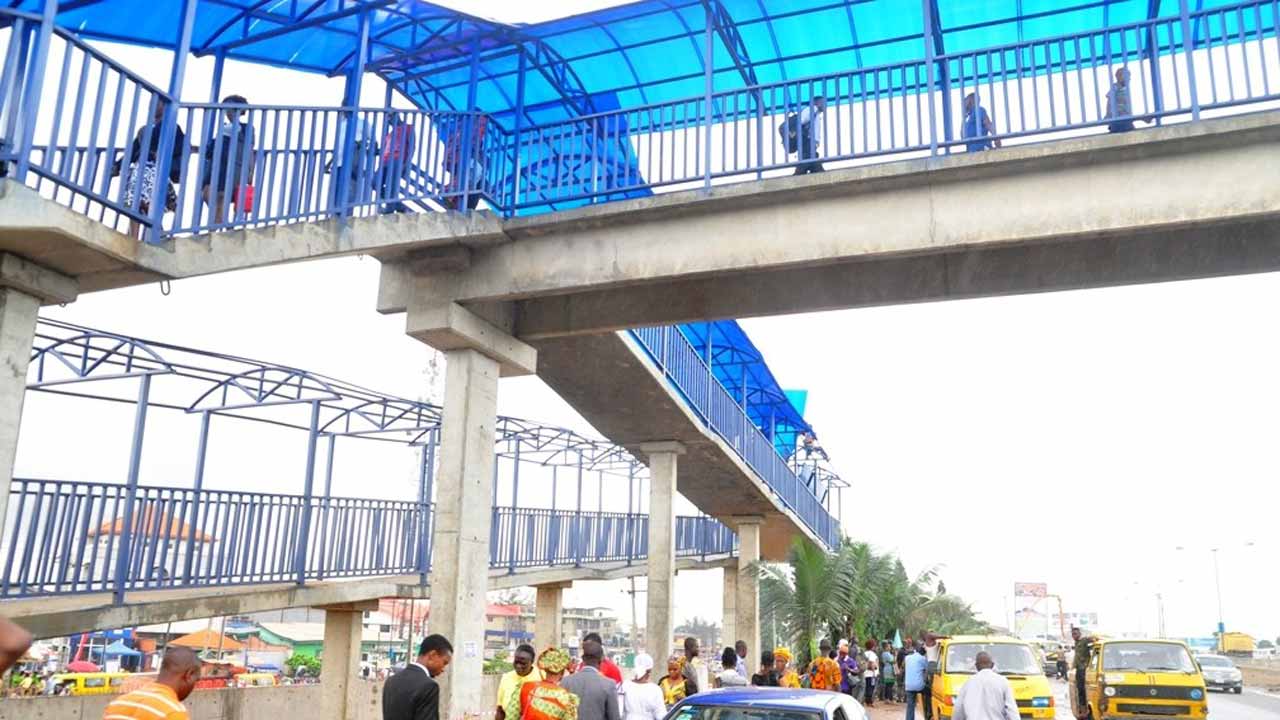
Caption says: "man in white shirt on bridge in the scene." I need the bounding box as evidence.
[952,651,1018,720]
[794,96,827,175]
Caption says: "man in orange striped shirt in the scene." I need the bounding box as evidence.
[103,646,200,720]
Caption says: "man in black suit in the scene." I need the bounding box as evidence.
[560,639,620,720]
[384,634,454,720]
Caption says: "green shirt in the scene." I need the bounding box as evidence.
[1073,638,1092,669]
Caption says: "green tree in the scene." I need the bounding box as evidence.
[760,538,988,666]
[286,653,321,677]
[675,617,721,653]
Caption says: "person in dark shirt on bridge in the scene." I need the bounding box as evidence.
[962,93,1001,152]
[379,112,416,214]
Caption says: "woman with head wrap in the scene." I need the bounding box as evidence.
[659,656,687,708]
[504,648,579,720]
[773,648,801,688]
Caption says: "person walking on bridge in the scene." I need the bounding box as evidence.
[1105,67,1151,134]
[102,646,199,720]
[383,634,453,720]
[951,651,1017,720]
[794,96,827,175]
[961,94,1001,152]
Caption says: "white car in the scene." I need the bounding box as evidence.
[1197,654,1243,694]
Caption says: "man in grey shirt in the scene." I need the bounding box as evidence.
[562,639,622,720]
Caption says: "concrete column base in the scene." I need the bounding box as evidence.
[534,582,569,649]
[431,348,500,720]
[732,517,763,665]
[318,603,368,720]
[640,441,684,663]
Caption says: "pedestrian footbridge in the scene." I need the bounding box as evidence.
[2,2,1280,716]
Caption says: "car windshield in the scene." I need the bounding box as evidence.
[1197,656,1233,668]
[669,705,823,720]
[1103,643,1197,673]
[944,643,1041,675]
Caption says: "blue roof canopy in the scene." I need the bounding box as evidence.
[15,0,1256,130]
[677,321,810,457]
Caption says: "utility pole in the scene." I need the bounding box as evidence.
[624,580,645,649]
[1156,593,1166,638]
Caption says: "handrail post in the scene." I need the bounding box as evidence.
[921,0,940,155]
[112,373,152,606]
[144,0,196,245]
[508,50,528,217]
[334,10,369,219]
[703,3,714,190]
[293,400,321,585]
[1178,0,1202,121]
[417,429,435,584]
[458,42,481,212]
[13,0,58,182]
[182,409,210,585]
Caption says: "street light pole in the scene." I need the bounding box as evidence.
[1211,548,1224,635]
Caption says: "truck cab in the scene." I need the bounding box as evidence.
[1083,639,1208,719]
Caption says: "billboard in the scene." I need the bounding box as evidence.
[1014,582,1048,598]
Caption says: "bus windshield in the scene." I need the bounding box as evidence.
[1102,643,1197,673]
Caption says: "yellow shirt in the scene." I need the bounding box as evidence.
[103,682,189,720]
[779,671,801,688]
[498,668,544,714]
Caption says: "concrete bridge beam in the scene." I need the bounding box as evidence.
[641,441,684,662]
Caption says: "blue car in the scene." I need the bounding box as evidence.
[665,688,869,720]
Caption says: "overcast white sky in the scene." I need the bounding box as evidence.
[10,1,1280,647]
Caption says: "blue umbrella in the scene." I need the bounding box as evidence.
[103,640,141,658]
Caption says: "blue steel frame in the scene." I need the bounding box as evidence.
[3,319,751,602]
[6,0,1279,236]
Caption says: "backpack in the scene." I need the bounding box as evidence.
[778,112,801,153]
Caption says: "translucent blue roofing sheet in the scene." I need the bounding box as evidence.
[19,0,1258,129]
[676,321,811,457]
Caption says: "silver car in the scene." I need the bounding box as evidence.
[1197,654,1243,694]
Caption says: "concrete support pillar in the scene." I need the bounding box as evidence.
[318,603,368,720]
[640,441,684,663]
[733,517,763,665]
[0,254,77,538]
[431,348,500,720]
[721,566,737,647]
[534,582,568,649]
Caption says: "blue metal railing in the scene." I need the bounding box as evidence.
[628,326,842,549]
[4,1,1278,237]
[0,479,736,601]
[0,478,431,599]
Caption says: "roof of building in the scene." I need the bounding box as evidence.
[169,628,244,652]
[89,508,216,543]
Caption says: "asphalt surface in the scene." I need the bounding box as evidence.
[863,678,1280,719]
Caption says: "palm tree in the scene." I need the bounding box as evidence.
[760,538,987,664]
[759,538,854,667]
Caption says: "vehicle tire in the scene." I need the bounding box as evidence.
[1233,686,1242,694]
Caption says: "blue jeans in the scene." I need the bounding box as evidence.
[906,690,921,720]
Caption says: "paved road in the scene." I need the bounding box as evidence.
[865,679,1280,719]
